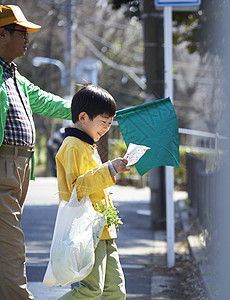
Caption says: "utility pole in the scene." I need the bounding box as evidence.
[63,0,74,99]
[38,0,75,99]
[141,0,166,229]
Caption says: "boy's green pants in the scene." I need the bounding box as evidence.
[58,239,126,300]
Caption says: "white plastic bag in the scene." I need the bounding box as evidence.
[43,186,107,287]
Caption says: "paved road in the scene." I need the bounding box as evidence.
[22,178,187,299]
[22,178,155,299]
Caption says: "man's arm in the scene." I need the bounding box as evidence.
[16,72,72,120]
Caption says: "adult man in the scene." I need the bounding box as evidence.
[0,5,71,299]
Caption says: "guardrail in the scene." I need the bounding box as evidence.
[111,123,228,150]
[182,128,227,238]
[186,152,219,231]
[179,128,228,151]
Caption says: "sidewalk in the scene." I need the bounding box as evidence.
[22,178,192,299]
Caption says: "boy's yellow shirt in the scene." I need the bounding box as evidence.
[56,135,117,240]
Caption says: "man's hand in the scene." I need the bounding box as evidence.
[111,158,130,173]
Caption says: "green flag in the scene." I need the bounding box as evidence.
[116,97,180,176]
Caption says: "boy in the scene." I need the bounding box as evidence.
[56,85,129,299]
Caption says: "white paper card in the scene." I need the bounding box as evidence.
[124,143,150,166]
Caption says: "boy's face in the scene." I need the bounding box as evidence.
[83,113,113,142]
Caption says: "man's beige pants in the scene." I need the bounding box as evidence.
[0,150,34,300]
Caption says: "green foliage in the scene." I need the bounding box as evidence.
[109,139,127,158]
[110,0,140,19]
[34,133,47,166]
[108,139,142,183]
[176,146,222,189]
[96,202,123,231]
[174,147,187,188]
[173,0,228,57]
[110,0,227,57]
[109,140,187,189]
[187,147,222,172]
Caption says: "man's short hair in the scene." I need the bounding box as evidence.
[71,85,116,123]
[1,23,16,35]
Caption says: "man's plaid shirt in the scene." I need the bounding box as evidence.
[0,57,35,146]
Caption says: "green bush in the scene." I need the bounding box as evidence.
[109,139,127,159]
[109,141,188,190]
[174,147,187,189]
[34,133,49,176]
[108,139,146,186]
[175,146,222,190]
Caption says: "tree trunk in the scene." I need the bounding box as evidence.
[142,0,166,229]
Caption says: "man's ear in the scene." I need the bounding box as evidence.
[0,28,7,40]
[78,112,88,123]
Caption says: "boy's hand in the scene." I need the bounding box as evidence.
[111,158,130,173]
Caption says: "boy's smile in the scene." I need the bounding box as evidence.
[76,113,113,142]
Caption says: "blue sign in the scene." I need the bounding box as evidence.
[155,0,201,6]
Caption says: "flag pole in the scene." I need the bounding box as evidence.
[164,5,175,268]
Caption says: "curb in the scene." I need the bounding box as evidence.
[150,230,181,299]
[177,198,215,299]
[187,234,218,299]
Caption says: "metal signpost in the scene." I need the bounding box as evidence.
[155,0,201,268]
[155,0,201,11]
[156,0,200,6]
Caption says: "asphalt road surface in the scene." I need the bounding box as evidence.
[22,178,155,299]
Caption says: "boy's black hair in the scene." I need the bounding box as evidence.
[71,84,116,123]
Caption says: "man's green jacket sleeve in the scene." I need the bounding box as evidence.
[16,72,72,119]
